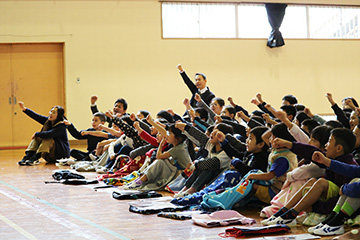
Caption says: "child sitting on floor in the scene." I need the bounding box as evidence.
[265,128,358,227]
[308,151,360,236]
[65,112,116,161]
[124,115,192,190]
[174,122,234,197]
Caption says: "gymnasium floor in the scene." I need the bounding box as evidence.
[0,148,351,240]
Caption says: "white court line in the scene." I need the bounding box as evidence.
[0,213,38,240]
[0,188,103,240]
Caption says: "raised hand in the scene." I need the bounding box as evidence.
[105,110,114,119]
[183,98,190,107]
[133,121,142,133]
[272,138,292,149]
[175,122,186,132]
[304,107,314,118]
[130,113,137,122]
[326,93,336,106]
[177,64,183,72]
[215,131,226,142]
[18,101,26,111]
[214,115,222,124]
[63,120,71,126]
[167,109,175,116]
[227,96,236,107]
[251,98,260,106]
[312,151,331,167]
[194,93,201,102]
[90,95,98,105]
[256,93,264,104]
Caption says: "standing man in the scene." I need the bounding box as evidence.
[177,64,215,110]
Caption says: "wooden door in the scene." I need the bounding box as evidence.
[0,43,65,148]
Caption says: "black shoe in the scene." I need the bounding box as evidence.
[18,157,28,166]
[26,158,41,166]
[25,153,41,166]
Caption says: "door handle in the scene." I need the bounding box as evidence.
[9,97,11,104]
[14,97,17,105]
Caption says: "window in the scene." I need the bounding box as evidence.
[162,2,360,39]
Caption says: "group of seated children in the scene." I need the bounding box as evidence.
[17,64,360,238]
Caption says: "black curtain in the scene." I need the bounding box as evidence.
[265,3,287,48]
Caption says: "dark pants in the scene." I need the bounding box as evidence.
[70,149,90,161]
[185,168,222,191]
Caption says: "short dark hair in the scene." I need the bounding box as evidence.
[325,120,344,129]
[195,73,206,80]
[224,105,236,117]
[311,125,332,149]
[214,123,233,135]
[157,110,174,123]
[94,112,106,122]
[213,97,225,108]
[331,128,356,154]
[282,95,298,105]
[342,97,359,108]
[301,119,320,134]
[138,110,149,118]
[251,110,265,118]
[114,98,128,110]
[271,123,296,142]
[168,124,187,144]
[280,105,297,119]
[294,104,305,111]
[194,107,209,121]
[206,125,215,135]
[250,126,269,151]
[295,111,311,126]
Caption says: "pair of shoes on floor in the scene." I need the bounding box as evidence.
[261,215,278,225]
[26,158,41,166]
[123,180,142,190]
[266,216,297,227]
[312,224,344,236]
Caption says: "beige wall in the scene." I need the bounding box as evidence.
[1,0,360,135]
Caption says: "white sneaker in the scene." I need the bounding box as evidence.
[313,224,344,236]
[96,167,109,174]
[261,215,277,225]
[308,223,324,233]
[89,153,97,161]
[124,180,142,190]
[174,191,189,198]
[267,216,297,227]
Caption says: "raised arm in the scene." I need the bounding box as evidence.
[327,93,350,128]
[146,114,167,137]
[177,64,197,95]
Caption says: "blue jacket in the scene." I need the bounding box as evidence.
[329,160,360,198]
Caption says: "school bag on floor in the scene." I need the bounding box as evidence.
[192,210,256,227]
[129,197,188,214]
[112,189,162,200]
[219,224,290,238]
[201,170,271,210]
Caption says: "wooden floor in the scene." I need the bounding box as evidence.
[0,147,352,240]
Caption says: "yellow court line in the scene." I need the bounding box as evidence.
[0,213,38,240]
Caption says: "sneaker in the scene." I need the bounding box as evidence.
[308,223,324,233]
[124,180,142,190]
[174,191,189,198]
[261,215,278,225]
[18,158,28,166]
[267,216,297,227]
[26,158,41,166]
[96,167,109,174]
[313,224,344,236]
[89,153,97,161]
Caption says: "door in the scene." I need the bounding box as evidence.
[0,43,65,148]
